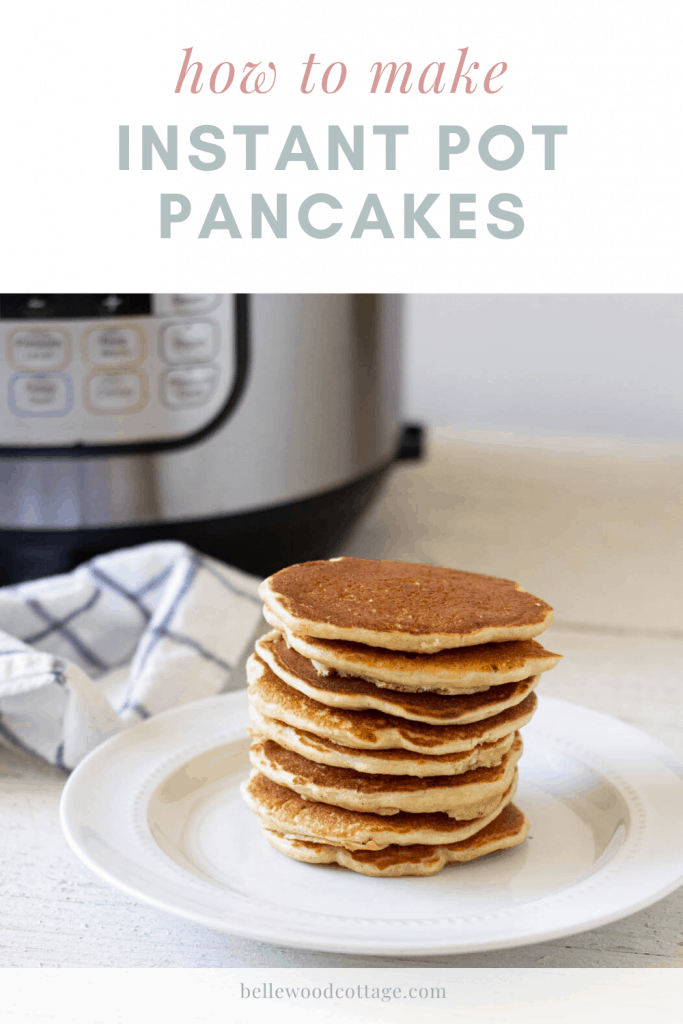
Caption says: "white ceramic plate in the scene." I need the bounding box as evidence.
[60,692,683,956]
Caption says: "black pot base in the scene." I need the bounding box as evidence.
[0,464,392,584]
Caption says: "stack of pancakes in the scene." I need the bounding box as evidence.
[241,557,560,877]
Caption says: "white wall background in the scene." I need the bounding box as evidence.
[405,295,683,440]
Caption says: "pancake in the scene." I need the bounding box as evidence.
[262,802,529,877]
[259,627,560,694]
[248,735,522,817]
[247,653,538,754]
[248,704,516,776]
[241,771,518,850]
[257,630,541,716]
[259,557,553,652]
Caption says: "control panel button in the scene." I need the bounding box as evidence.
[87,326,141,366]
[161,366,218,408]
[9,329,70,370]
[161,320,217,364]
[86,372,146,413]
[155,294,220,316]
[10,374,71,416]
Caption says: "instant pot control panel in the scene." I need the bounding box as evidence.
[0,294,241,452]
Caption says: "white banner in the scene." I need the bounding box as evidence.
[0,0,680,291]
[3,969,683,1023]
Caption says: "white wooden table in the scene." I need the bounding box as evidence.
[1,430,682,967]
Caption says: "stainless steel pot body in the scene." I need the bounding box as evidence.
[0,294,403,579]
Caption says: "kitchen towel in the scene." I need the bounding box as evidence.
[0,541,263,770]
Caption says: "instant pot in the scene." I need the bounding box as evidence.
[0,294,418,583]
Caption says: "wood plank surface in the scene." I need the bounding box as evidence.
[1,430,681,967]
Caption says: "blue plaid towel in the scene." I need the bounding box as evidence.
[0,542,262,769]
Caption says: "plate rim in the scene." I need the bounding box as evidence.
[60,692,683,956]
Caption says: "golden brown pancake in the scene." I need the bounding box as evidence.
[248,735,522,817]
[241,771,518,850]
[262,802,529,876]
[247,653,538,754]
[259,557,553,652]
[257,631,542,715]
[259,627,560,693]
[248,705,516,775]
